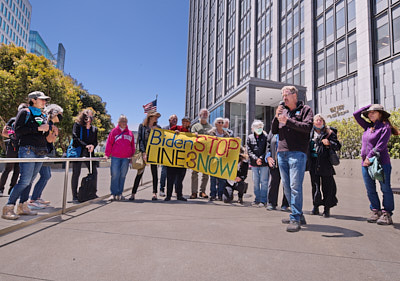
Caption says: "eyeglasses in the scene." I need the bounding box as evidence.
[216,121,224,124]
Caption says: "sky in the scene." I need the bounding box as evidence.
[29,0,189,130]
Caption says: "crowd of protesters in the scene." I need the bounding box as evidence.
[0,87,398,232]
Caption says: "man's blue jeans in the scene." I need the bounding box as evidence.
[31,165,52,201]
[210,176,226,198]
[8,146,44,205]
[278,151,307,222]
[110,157,130,195]
[252,166,269,204]
[361,164,394,214]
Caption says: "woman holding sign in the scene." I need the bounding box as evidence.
[129,111,161,201]
[208,117,230,201]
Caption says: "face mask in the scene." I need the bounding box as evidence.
[314,125,324,130]
[255,128,263,135]
[222,128,228,131]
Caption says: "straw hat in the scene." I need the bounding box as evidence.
[147,111,161,118]
[361,104,390,119]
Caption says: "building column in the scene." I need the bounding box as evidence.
[355,0,374,107]
[246,84,256,135]
[303,0,314,106]
[271,0,280,81]
[250,0,256,77]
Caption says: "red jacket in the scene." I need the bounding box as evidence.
[105,126,135,158]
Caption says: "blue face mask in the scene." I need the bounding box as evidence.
[314,125,324,130]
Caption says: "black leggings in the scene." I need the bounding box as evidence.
[131,164,158,194]
[0,163,20,192]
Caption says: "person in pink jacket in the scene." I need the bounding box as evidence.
[105,115,135,200]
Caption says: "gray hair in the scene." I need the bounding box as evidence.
[199,108,209,117]
[281,85,298,95]
[118,114,128,123]
[223,118,230,124]
[251,120,264,130]
[213,117,224,126]
[44,104,63,119]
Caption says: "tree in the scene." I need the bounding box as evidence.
[0,44,112,154]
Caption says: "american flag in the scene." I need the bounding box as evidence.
[143,99,157,113]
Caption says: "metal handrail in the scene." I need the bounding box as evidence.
[0,157,106,213]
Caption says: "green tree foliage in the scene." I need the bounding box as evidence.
[0,44,112,154]
[329,108,400,159]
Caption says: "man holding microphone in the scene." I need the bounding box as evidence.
[271,86,313,232]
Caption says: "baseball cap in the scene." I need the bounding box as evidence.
[28,91,51,101]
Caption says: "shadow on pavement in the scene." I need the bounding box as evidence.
[329,214,367,222]
[302,224,363,238]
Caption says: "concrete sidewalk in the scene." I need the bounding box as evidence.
[0,166,399,281]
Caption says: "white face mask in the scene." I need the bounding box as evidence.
[254,128,263,135]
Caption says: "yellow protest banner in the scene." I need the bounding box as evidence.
[146,128,241,180]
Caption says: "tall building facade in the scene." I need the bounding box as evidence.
[0,0,31,48]
[29,31,66,72]
[185,0,400,141]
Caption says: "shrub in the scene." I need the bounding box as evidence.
[328,108,400,159]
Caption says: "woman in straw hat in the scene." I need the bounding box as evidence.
[129,111,161,201]
[354,104,399,225]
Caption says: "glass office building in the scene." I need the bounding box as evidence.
[0,0,31,48]
[186,0,400,141]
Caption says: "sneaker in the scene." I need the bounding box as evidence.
[159,190,166,197]
[282,215,307,225]
[237,198,243,204]
[17,202,38,215]
[128,195,135,201]
[177,196,187,202]
[2,204,19,220]
[209,196,217,201]
[164,197,171,201]
[152,195,158,201]
[367,209,382,223]
[266,203,276,211]
[189,193,197,199]
[258,203,265,208]
[251,201,260,207]
[36,198,50,205]
[377,211,393,225]
[199,192,209,199]
[119,195,125,201]
[108,195,116,201]
[28,201,46,210]
[280,206,289,212]
[286,220,301,232]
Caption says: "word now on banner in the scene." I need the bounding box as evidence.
[146,128,241,180]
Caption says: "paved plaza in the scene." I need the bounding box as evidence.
[0,164,399,281]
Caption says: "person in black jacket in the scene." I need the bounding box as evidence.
[265,131,289,211]
[70,109,98,202]
[308,114,341,218]
[223,147,249,204]
[246,120,269,207]
[129,111,161,201]
[2,91,50,220]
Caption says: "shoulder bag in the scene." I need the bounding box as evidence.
[329,147,340,166]
[67,126,83,158]
[131,142,146,170]
[368,150,384,182]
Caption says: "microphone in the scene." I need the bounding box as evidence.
[279,101,285,107]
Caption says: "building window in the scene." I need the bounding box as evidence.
[336,39,346,78]
[336,1,345,38]
[375,0,389,15]
[393,5,400,53]
[317,16,324,50]
[326,46,335,82]
[348,33,357,73]
[375,13,391,61]
[317,52,325,86]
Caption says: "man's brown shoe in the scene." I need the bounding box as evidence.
[189,193,197,199]
[199,192,209,199]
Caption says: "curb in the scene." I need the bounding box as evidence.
[0,181,152,236]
